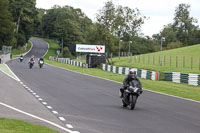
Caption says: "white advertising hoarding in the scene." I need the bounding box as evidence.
[76,44,105,53]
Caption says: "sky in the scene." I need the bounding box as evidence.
[36,0,200,37]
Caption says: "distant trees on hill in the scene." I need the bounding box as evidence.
[153,3,200,50]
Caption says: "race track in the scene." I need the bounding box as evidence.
[7,38,200,133]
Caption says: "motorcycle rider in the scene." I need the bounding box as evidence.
[38,57,44,62]
[38,57,44,66]
[120,69,143,98]
[19,55,23,62]
[29,55,35,63]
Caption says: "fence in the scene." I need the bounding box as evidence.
[49,56,88,68]
[102,64,159,81]
[107,53,200,72]
[76,55,87,60]
[165,72,200,86]
[0,54,11,64]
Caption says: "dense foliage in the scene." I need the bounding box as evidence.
[1,0,200,57]
[0,0,38,49]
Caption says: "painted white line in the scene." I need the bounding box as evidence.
[47,106,52,109]
[52,111,58,114]
[32,93,36,95]
[72,131,80,133]
[38,98,43,101]
[47,63,200,104]
[42,102,47,105]
[23,40,33,56]
[5,64,21,81]
[58,117,66,121]
[35,95,39,98]
[20,82,23,84]
[23,85,26,87]
[29,90,34,93]
[66,124,73,129]
[0,102,74,133]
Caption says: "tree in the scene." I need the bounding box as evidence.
[0,0,16,47]
[9,0,38,46]
[173,3,198,45]
[96,0,146,53]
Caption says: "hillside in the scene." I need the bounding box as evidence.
[111,44,200,74]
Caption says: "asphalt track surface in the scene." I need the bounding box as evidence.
[7,38,200,133]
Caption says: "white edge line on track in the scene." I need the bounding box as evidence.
[23,40,33,56]
[0,64,20,82]
[0,102,75,133]
[46,63,200,104]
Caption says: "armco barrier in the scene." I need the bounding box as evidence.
[102,64,159,80]
[165,72,200,86]
[49,56,88,68]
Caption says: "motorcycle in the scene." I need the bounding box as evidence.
[19,57,23,62]
[29,60,34,69]
[120,80,142,110]
[38,60,44,68]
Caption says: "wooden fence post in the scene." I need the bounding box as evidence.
[153,55,155,65]
[191,56,193,69]
[183,56,185,68]
[148,56,150,64]
[170,56,171,67]
[176,56,178,68]
[159,56,160,66]
[164,56,166,66]
[143,56,144,64]
[139,55,140,63]
[199,57,200,71]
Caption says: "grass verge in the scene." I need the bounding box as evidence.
[0,64,18,80]
[12,41,32,57]
[0,118,58,133]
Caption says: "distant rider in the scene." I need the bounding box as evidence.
[29,55,35,63]
[38,57,44,62]
[120,69,143,98]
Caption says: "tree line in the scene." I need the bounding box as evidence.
[0,0,37,49]
[1,0,200,57]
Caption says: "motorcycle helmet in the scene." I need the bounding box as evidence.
[129,69,136,78]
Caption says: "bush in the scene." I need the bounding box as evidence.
[166,41,183,50]
[16,33,26,47]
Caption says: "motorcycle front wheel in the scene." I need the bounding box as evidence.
[130,95,137,110]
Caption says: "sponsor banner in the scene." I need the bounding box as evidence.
[76,44,105,53]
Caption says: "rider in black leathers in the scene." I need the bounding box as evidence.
[120,69,143,98]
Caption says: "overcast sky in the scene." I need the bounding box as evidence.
[36,0,200,37]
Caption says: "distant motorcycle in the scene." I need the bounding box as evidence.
[29,60,34,69]
[19,56,23,62]
[120,80,142,110]
[38,60,44,68]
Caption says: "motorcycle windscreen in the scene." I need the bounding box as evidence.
[130,80,141,88]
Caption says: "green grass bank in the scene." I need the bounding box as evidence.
[0,118,58,133]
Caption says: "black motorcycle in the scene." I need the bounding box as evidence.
[121,80,142,110]
[29,60,34,69]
